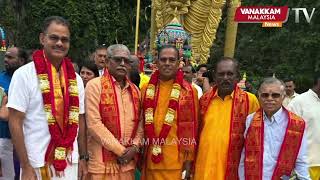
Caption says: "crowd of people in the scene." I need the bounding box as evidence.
[0,16,319,180]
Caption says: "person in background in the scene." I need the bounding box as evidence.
[182,65,203,98]
[282,78,299,108]
[0,47,28,180]
[202,67,215,93]
[288,72,320,180]
[94,46,108,76]
[194,64,208,88]
[79,60,99,87]
[130,54,150,88]
[72,61,79,73]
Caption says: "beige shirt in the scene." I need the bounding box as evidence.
[85,76,143,174]
[282,92,299,108]
[288,89,320,167]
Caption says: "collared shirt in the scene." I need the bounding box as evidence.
[0,71,12,139]
[85,76,143,174]
[283,92,299,108]
[7,62,85,168]
[238,108,310,180]
[99,68,105,76]
[288,89,320,166]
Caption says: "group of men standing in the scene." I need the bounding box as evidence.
[1,15,319,180]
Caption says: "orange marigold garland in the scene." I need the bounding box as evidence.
[144,69,184,163]
[33,50,79,172]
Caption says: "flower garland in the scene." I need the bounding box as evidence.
[33,50,79,173]
[144,69,184,163]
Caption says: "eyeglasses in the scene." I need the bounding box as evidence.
[110,56,132,65]
[260,93,282,99]
[46,34,70,44]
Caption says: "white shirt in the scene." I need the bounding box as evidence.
[288,89,320,167]
[282,92,299,108]
[192,82,203,99]
[7,62,85,168]
[239,108,310,180]
[99,68,105,76]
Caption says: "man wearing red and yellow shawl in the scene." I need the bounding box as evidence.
[8,16,87,179]
[141,45,199,180]
[194,57,260,180]
[85,44,143,180]
[238,77,310,180]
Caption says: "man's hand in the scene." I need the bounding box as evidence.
[0,95,8,120]
[181,160,193,180]
[78,159,88,180]
[117,146,137,165]
[21,164,37,180]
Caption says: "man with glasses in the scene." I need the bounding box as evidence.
[85,44,143,180]
[7,16,87,179]
[238,77,310,180]
[195,57,259,180]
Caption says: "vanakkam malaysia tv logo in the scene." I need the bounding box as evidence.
[234,6,316,27]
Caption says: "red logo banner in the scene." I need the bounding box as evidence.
[235,6,289,23]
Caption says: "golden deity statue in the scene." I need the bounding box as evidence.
[150,0,241,64]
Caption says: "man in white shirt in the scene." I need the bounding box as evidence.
[94,46,108,76]
[282,78,299,107]
[288,72,320,180]
[239,77,310,180]
[182,65,203,98]
[7,16,87,180]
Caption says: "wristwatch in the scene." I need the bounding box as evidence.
[132,144,140,153]
[79,154,89,161]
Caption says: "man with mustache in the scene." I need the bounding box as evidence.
[85,44,143,180]
[238,77,309,180]
[7,16,87,179]
[141,44,199,180]
[194,57,259,180]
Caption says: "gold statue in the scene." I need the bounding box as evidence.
[151,0,241,64]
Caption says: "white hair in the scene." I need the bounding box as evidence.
[259,77,286,96]
[107,44,130,58]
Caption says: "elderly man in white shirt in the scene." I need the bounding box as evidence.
[288,72,320,180]
[238,77,310,180]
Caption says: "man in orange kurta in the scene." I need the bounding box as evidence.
[85,44,143,180]
[141,45,199,180]
[194,57,260,180]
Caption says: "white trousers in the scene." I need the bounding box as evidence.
[20,163,78,180]
[0,138,15,180]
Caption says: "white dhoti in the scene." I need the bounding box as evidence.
[20,163,78,180]
[0,138,15,180]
